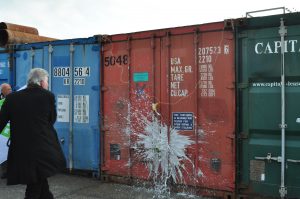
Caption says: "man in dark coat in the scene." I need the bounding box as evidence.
[0,68,66,199]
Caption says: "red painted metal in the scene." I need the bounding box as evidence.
[101,21,236,196]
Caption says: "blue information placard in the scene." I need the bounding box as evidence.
[172,112,194,130]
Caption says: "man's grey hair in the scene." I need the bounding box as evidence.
[27,68,49,86]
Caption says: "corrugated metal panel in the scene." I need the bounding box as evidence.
[0,49,11,85]
[13,37,101,173]
[102,22,235,196]
[237,13,300,198]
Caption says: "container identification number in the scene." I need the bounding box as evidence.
[104,55,128,66]
[198,46,221,55]
[53,67,70,77]
[74,67,90,77]
[53,67,90,77]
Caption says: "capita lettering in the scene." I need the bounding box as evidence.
[255,40,299,54]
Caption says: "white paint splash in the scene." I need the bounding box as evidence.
[137,115,194,183]
[132,114,195,198]
[113,97,203,198]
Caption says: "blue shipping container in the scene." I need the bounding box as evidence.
[13,37,101,174]
[0,47,11,86]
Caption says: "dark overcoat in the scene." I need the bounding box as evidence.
[0,85,66,185]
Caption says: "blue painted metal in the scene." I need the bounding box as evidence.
[0,47,11,86]
[13,37,101,172]
[14,48,44,89]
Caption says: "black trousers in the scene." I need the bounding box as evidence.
[0,161,7,178]
[24,178,54,199]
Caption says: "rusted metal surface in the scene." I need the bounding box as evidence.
[0,22,39,35]
[102,21,236,198]
[0,29,56,46]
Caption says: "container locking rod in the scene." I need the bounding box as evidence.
[287,159,300,163]
[255,153,281,163]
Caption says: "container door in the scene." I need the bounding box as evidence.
[0,52,10,85]
[127,37,160,179]
[102,36,160,179]
[47,42,100,172]
[15,48,44,89]
[238,18,300,198]
[196,31,236,192]
[160,32,199,187]
[102,39,129,176]
[160,30,235,192]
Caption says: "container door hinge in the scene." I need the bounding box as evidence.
[101,165,109,171]
[101,86,109,92]
[226,82,235,89]
[226,134,235,139]
[238,32,248,38]
[237,83,248,89]
[101,127,109,133]
[238,183,249,189]
[239,132,248,139]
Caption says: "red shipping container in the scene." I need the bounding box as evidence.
[101,21,235,197]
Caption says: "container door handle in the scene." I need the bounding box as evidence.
[255,153,281,163]
[287,159,300,163]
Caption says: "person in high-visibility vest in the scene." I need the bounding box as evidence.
[0,83,11,179]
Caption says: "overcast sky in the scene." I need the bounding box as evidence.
[0,0,298,39]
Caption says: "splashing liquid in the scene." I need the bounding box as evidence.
[114,97,202,198]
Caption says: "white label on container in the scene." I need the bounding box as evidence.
[74,95,89,123]
[261,173,265,181]
[74,78,85,85]
[224,45,230,54]
[63,78,70,85]
[53,67,70,77]
[74,67,90,77]
[296,118,300,123]
[57,95,69,122]
[0,62,6,68]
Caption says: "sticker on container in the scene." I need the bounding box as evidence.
[110,144,121,160]
[74,78,85,85]
[0,62,6,68]
[172,112,194,131]
[74,95,89,123]
[261,173,265,181]
[133,72,149,82]
[74,67,90,77]
[63,78,70,85]
[53,67,70,77]
[296,118,300,123]
[57,95,69,122]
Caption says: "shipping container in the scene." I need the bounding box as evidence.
[236,12,300,198]
[13,37,101,174]
[101,21,236,197]
[0,47,12,86]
